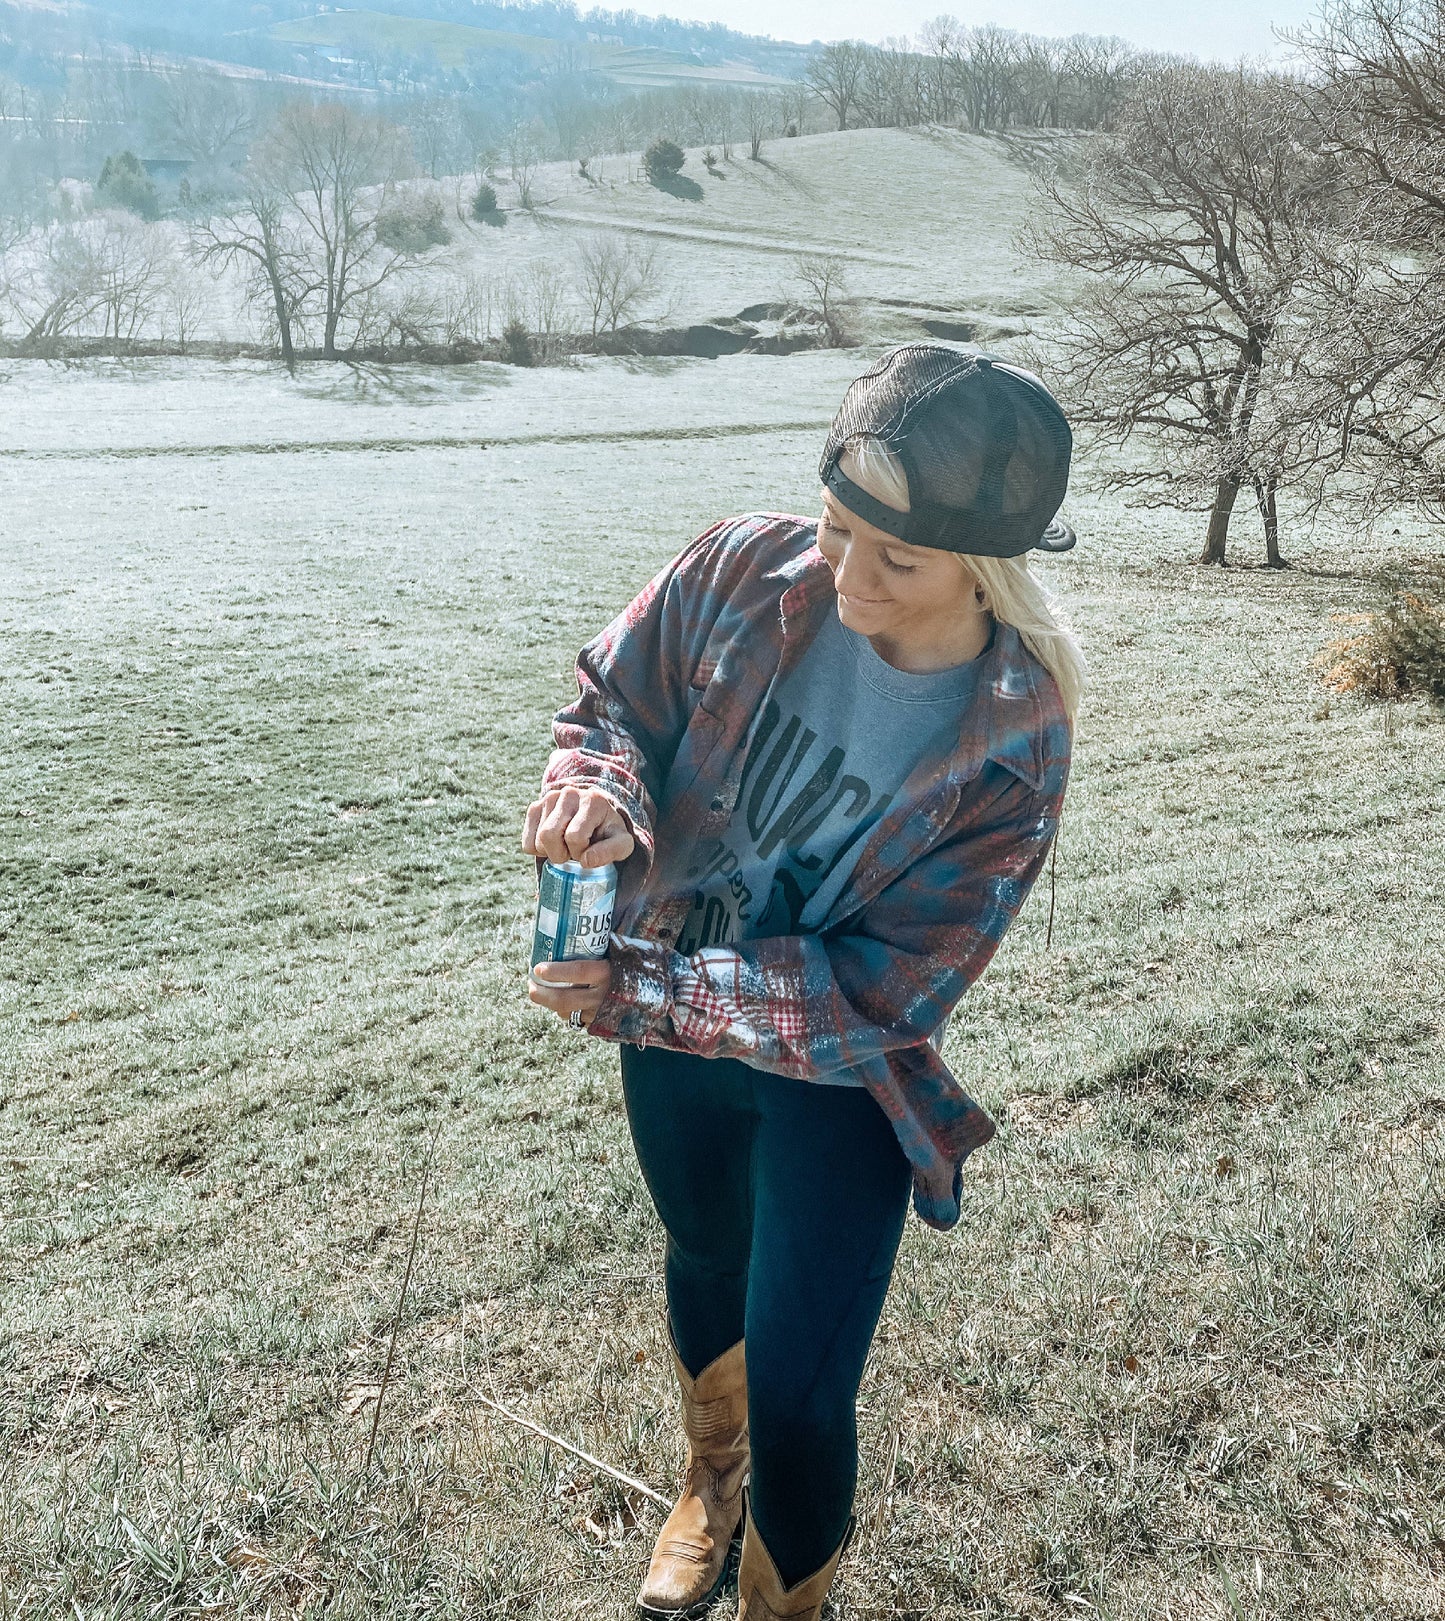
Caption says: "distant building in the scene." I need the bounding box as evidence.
[140,158,193,185]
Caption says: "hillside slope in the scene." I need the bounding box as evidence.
[442,125,1082,343]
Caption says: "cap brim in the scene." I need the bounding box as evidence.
[1034,517,1077,553]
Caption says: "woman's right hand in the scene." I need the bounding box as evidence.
[522,786,635,869]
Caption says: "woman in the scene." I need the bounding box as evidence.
[523,345,1084,1620]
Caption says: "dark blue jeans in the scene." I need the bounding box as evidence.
[620,1041,912,1588]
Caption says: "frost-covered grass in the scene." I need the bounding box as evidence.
[0,356,1443,1619]
[0,349,865,455]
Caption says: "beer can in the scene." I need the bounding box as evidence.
[531,859,618,967]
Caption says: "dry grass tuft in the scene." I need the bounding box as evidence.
[1314,586,1445,706]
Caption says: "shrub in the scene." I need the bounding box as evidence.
[96,151,159,221]
[1314,588,1445,707]
[471,182,499,221]
[375,193,450,252]
[502,317,534,367]
[643,138,685,184]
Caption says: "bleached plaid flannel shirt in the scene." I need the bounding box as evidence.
[537,513,1072,1230]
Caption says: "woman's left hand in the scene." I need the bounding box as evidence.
[528,958,613,1029]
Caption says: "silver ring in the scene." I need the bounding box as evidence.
[568,1010,584,1029]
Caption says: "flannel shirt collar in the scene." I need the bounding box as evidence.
[766,531,1049,795]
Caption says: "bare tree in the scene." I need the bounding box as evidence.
[601,102,640,165]
[742,92,776,161]
[504,261,569,363]
[370,281,448,353]
[967,26,1027,129]
[192,159,313,370]
[164,255,209,352]
[1287,0,1445,520]
[1019,35,1069,127]
[776,81,810,138]
[1023,64,1343,566]
[677,83,723,150]
[2,214,173,346]
[857,37,927,128]
[573,231,663,344]
[793,252,852,346]
[403,97,463,182]
[439,267,500,345]
[540,46,603,159]
[89,214,173,342]
[507,120,544,211]
[152,70,254,165]
[258,101,423,361]
[2,224,108,344]
[1063,34,1140,132]
[807,42,869,132]
[719,90,737,161]
[340,30,386,90]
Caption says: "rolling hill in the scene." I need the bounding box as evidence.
[422,124,1081,347]
[267,8,796,89]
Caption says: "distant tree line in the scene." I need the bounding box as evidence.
[806,23,1143,135]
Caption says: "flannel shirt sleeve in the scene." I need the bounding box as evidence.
[538,520,734,909]
[588,765,1058,1071]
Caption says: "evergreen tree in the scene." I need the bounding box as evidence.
[96,152,160,221]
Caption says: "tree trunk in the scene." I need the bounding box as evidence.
[1255,476,1286,567]
[1198,475,1241,565]
[268,270,295,372]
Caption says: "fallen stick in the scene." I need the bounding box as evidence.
[361,1121,442,1484]
[471,1390,670,1510]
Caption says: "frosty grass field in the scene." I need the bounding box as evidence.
[3,125,1445,1621]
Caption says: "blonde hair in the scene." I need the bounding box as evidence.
[840,436,1087,724]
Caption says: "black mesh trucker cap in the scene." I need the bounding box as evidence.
[820,344,1076,557]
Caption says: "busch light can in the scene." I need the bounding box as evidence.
[531,859,617,966]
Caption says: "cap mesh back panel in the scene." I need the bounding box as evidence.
[819,345,1073,557]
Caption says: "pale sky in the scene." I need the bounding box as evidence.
[675,0,1322,62]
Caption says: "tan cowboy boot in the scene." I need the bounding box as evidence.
[635,1331,749,1619]
[736,1503,855,1621]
